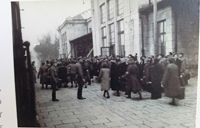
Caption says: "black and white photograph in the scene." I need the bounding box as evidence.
[5,0,200,127]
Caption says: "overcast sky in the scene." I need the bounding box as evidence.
[20,0,91,50]
[19,0,91,66]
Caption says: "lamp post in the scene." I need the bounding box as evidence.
[153,0,157,56]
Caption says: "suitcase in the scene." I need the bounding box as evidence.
[177,87,185,100]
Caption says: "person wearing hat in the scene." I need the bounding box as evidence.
[118,57,129,93]
[161,58,183,105]
[75,57,86,100]
[38,60,48,89]
[150,58,163,99]
[122,58,142,99]
[157,54,167,72]
[49,61,59,101]
[142,57,152,91]
[98,63,111,98]
[178,53,188,86]
[110,59,120,96]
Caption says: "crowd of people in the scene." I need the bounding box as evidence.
[31,52,190,105]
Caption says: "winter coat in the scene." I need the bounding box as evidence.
[143,62,152,83]
[161,63,182,98]
[38,65,48,84]
[150,63,163,92]
[32,65,37,83]
[124,63,142,93]
[98,68,110,91]
[174,58,182,76]
[110,61,119,90]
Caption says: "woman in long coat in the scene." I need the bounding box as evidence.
[122,58,142,99]
[98,63,110,98]
[161,58,182,105]
[150,58,163,99]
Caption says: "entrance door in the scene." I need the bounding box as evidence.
[110,45,115,56]
[101,47,110,57]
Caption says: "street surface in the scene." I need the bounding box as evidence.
[35,76,197,128]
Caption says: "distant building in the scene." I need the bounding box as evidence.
[91,0,198,66]
[57,9,92,58]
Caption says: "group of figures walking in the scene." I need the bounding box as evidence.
[32,52,190,105]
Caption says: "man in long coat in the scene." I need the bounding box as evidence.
[161,58,182,105]
[122,58,142,99]
[150,58,163,99]
[75,57,86,100]
[110,59,120,96]
[50,61,59,101]
[38,61,48,89]
[67,60,77,88]
[84,59,92,86]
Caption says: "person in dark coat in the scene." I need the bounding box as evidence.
[119,58,129,93]
[110,59,120,96]
[139,56,146,80]
[45,64,52,89]
[122,58,142,99]
[32,61,37,83]
[84,59,91,86]
[178,53,188,86]
[150,58,163,99]
[143,57,152,91]
[161,58,182,105]
[68,60,77,88]
[38,61,48,89]
[50,61,59,101]
[157,54,167,72]
[75,57,86,100]
[60,62,68,87]
[96,59,101,76]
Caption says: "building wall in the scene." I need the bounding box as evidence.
[91,0,199,69]
[176,9,199,67]
[58,20,91,58]
[91,0,141,57]
[140,0,199,72]
[141,6,174,56]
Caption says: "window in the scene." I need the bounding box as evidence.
[89,28,92,33]
[117,0,124,16]
[102,27,107,47]
[61,32,67,54]
[108,0,114,20]
[100,4,106,24]
[109,23,115,45]
[101,47,110,57]
[118,20,125,56]
[157,20,166,55]
[61,32,66,43]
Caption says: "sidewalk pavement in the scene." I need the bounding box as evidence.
[35,76,198,128]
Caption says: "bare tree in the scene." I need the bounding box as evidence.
[34,33,59,62]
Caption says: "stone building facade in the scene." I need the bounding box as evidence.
[57,9,92,58]
[91,0,198,67]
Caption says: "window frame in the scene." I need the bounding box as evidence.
[109,23,115,45]
[100,4,106,24]
[117,0,124,16]
[108,0,114,20]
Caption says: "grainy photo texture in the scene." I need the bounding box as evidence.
[11,0,199,127]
